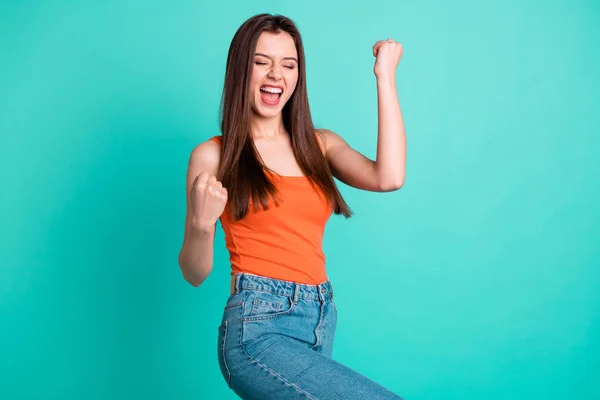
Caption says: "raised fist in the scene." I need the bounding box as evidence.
[373,38,403,79]
[190,171,228,230]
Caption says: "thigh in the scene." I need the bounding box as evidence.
[232,333,403,400]
[218,289,402,400]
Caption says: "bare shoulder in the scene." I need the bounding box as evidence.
[315,128,346,155]
[187,138,221,179]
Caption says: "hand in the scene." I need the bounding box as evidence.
[373,38,403,80]
[190,171,228,231]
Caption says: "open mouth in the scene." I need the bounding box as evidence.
[260,85,283,106]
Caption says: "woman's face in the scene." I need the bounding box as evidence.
[249,31,299,119]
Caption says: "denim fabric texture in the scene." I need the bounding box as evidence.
[217,273,403,399]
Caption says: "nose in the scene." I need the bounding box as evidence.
[267,65,283,80]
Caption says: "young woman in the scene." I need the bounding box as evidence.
[178,13,406,400]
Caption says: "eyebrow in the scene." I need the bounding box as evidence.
[255,53,298,63]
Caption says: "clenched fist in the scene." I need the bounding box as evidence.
[190,171,228,231]
[373,38,403,80]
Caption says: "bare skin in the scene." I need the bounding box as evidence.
[178,32,406,287]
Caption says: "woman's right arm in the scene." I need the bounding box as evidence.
[178,140,226,287]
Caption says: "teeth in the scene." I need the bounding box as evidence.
[260,86,283,94]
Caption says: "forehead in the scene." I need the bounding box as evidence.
[255,31,297,59]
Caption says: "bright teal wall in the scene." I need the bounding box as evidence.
[1,1,599,399]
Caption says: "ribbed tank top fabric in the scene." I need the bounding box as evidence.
[208,135,333,287]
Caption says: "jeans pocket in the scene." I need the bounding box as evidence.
[217,320,232,388]
[224,292,244,311]
[242,291,296,322]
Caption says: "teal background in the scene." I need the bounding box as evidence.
[1,0,599,399]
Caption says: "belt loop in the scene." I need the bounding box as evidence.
[234,273,242,294]
[292,283,300,304]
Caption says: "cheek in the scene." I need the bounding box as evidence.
[250,70,265,91]
[286,72,299,95]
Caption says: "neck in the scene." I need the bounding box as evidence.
[250,113,287,140]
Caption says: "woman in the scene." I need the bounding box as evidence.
[178,13,406,400]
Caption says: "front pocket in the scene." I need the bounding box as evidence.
[242,292,296,322]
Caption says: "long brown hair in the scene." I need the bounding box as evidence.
[217,13,352,221]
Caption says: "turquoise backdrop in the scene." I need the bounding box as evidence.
[1,0,599,399]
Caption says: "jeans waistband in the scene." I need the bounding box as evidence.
[232,273,334,302]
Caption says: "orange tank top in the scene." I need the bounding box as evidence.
[209,135,333,289]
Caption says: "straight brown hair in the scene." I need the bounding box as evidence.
[217,13,352,221]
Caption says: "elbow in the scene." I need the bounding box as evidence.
[378,178,404,192]
[184,275,204,288]
[181,268,210,288]
[178,254,210,287]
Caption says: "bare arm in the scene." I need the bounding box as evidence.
[320,39,406,192]
[373,72,406,189]
[178,140,223,287]
[319,78,406,192]
[178,221,216,287]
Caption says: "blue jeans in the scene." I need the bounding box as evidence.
[217,273,404,399]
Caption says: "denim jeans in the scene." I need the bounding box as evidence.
[217,273,403,399]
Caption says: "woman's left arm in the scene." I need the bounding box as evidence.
[320,39,405,192]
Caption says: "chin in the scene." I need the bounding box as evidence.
[252,100,288,118]
[256,109,281,118]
